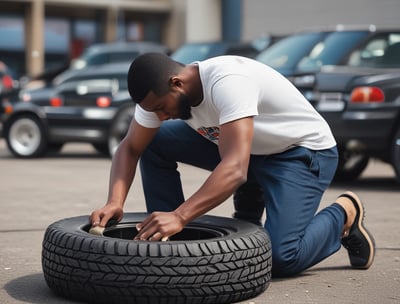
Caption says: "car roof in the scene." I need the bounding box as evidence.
[84,41,169,54]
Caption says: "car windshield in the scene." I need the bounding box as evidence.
[297,31,369,72]
[171,43,226,64]
[255,32,327,75]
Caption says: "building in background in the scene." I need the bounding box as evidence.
[0,0,173,78]
[0,0,399,79]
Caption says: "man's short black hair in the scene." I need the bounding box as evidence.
[127,52,183,104]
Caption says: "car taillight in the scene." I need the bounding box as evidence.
[4,103,13,114]
[350,86,384,103]
[96,96,111,107]
[50,97,63,107]
[2,75,13,89]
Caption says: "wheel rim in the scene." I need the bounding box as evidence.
[9,118,42,156]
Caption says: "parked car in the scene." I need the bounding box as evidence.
[255,25,400,77]
[8,41,169,98]
[256,26,400,180]
[1,62,134,158]
[292,39,400,181]
[70,41,170,70]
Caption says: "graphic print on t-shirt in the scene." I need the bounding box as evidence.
[197,126,220,142]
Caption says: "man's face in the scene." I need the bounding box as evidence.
[140,91,192,121]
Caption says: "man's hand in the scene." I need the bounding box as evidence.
[90,204,123,228]
[134,211,186,241]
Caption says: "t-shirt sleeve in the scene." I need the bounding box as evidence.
[211,75,259,125]
[134,105,162,128]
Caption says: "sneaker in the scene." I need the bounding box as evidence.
[339,191,375,269]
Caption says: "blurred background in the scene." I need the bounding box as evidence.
[0,0,399,79]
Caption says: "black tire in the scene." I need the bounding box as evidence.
[92,143,110,156]
[107,106,134,157]
[48,143,64,153]
[334,148,369,181]
[391,127,400,182]
[5,114,47,158]
[42,213,272,304]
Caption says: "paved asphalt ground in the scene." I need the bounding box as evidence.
[0,140,399,303]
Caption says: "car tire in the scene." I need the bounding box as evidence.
[5,114,47,158]
[42,213,272,304]
[48,143,64,153]
[92,143,110,156]
[391,127,400,182]
[108,105,134,157]
[334,149,369,181]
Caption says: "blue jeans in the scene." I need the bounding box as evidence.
[140,120,344,277]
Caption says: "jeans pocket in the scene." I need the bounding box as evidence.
[308,151,320,177]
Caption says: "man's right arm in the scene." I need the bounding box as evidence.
[90,119,159,227]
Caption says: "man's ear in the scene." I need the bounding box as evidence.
[169,76,182,88]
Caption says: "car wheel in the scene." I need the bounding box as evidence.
[334,149,369,181]
[108,106,134,157]
[48,143,64,153]
[5,114,47,158]
[42,213,272,304]
[92,143,110,156]
[391,127,400,182]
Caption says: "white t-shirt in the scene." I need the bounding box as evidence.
[135,56,336,155]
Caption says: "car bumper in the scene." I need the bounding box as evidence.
[312,95,400,156]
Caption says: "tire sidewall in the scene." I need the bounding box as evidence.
[392,127,400,181]
[42,213,272,304]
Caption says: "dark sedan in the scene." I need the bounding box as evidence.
[294,58,400,181]
[1,63,134,158]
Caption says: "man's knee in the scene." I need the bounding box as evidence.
[271,247,303,277]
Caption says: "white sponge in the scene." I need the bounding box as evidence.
[89,226,105,236]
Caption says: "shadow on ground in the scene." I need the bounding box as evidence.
[4,273,75,304]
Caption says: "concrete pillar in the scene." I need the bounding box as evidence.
[25,0,44,77]
[185,0,222,42]
[104,7,118,42]
[222,0,241,42]
[164,0,186,50]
